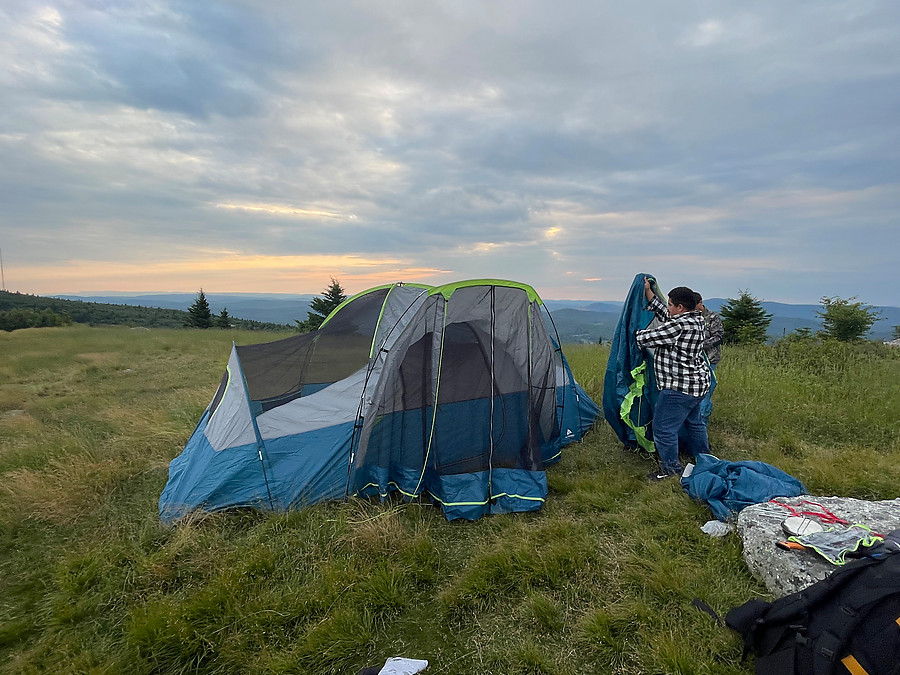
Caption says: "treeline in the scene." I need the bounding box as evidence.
[0,291,292,333]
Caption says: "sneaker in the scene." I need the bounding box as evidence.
[647,469,678,481]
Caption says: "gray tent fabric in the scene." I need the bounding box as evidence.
[160,280,600,522]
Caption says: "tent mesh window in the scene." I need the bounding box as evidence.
[357,284,558,486]
[236,287,390,412]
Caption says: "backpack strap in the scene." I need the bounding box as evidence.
[724,552,900,669]
[810,554,900,674]
[692,597,725,626]
[724,598,773,658]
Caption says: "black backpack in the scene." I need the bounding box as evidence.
[725,549,900,675]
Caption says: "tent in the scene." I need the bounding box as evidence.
[602,273,663,453]
[159,279,599,522]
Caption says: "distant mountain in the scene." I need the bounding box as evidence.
[55,293,316,326]
[3,291,291,331]
[543,308,621,344]
[53,293,899,343]
[702,299,900,342]
[546,298,899,343]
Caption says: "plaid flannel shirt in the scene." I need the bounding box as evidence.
[635,296,710,397]
[701,308,724,365]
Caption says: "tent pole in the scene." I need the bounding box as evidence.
[544,307,568,436]
[234,343,275,511]
[488,286,496,498]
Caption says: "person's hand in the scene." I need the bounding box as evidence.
[643,277,653,301]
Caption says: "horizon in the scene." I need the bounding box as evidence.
[15,288,898,310]
[2,2,898,306]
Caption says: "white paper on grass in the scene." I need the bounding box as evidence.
[379,657,429,675]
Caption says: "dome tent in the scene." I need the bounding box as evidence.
[159,279,599,522]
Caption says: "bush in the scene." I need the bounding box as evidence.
[817,296,879,342]
[0,307,71,332]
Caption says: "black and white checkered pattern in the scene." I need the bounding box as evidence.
[635,296,711,397]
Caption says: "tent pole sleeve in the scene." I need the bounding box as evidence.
[488,286,496,495]
[415,300,447,496]
[346,346,383,497]
[544,305,567,434]
[234,342,275,510]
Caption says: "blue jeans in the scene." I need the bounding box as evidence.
[654,389,710,474]
[700,363,717,425]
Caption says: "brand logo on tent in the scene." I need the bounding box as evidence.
[566,429,575,438]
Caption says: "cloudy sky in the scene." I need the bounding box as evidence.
[2,1,898,304]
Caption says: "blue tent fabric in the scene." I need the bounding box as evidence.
[558,379,600,449]
[160,280,601,524]
[551,336,600,462]
[602,273,661,452]
[681,453,808,522]
[159,414,273,521]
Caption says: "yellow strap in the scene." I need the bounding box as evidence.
[841,654,870,675]
[896,616,900,628]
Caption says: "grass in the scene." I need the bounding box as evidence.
[1,328,898,673]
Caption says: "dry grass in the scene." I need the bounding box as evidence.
[1,455,132,524]
[338,502,409,556]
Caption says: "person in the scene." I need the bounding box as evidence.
[635,278,710,480]
[694,292,723,425]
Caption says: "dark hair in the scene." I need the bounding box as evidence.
[668,286,697,311]
[693,292,703,305]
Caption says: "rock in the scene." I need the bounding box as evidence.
[736,495,900,597]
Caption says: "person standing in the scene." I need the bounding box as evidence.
[635,278,710,479]
[694,292,723,426]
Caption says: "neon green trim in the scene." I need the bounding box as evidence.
[430,492,546,507]
[356,481,419,499]
[368,285,395,359]
[320,282,432,328]
[414,302,447,495]
[789,525,882,565]
[430,279,542,304]
[619,362,657,454]
[353,483,544,506]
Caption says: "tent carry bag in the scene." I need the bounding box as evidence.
[725,549,900,675]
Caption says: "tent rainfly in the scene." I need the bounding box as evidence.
[159,279,600,522]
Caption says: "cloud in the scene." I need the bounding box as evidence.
[9,250,455,294]
[1,0,898,305]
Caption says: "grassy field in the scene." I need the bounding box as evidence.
[1,326,898,674]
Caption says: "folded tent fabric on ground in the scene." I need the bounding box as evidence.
[159,279,600,522]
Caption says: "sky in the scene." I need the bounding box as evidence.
[1,1,898,305]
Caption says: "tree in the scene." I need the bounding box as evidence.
[720,290,772,344]
[817,296,879,342]
[296,278,347,333]
[187,289,213,328]
[893,326,900,341]
[214,307,231,329]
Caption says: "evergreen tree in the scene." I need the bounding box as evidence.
[214,307,231,329]
[892,326,900,341]
[720,290,772,344]
[296,278,346,333]
[817,296,879,342]
[187,289,214,329]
